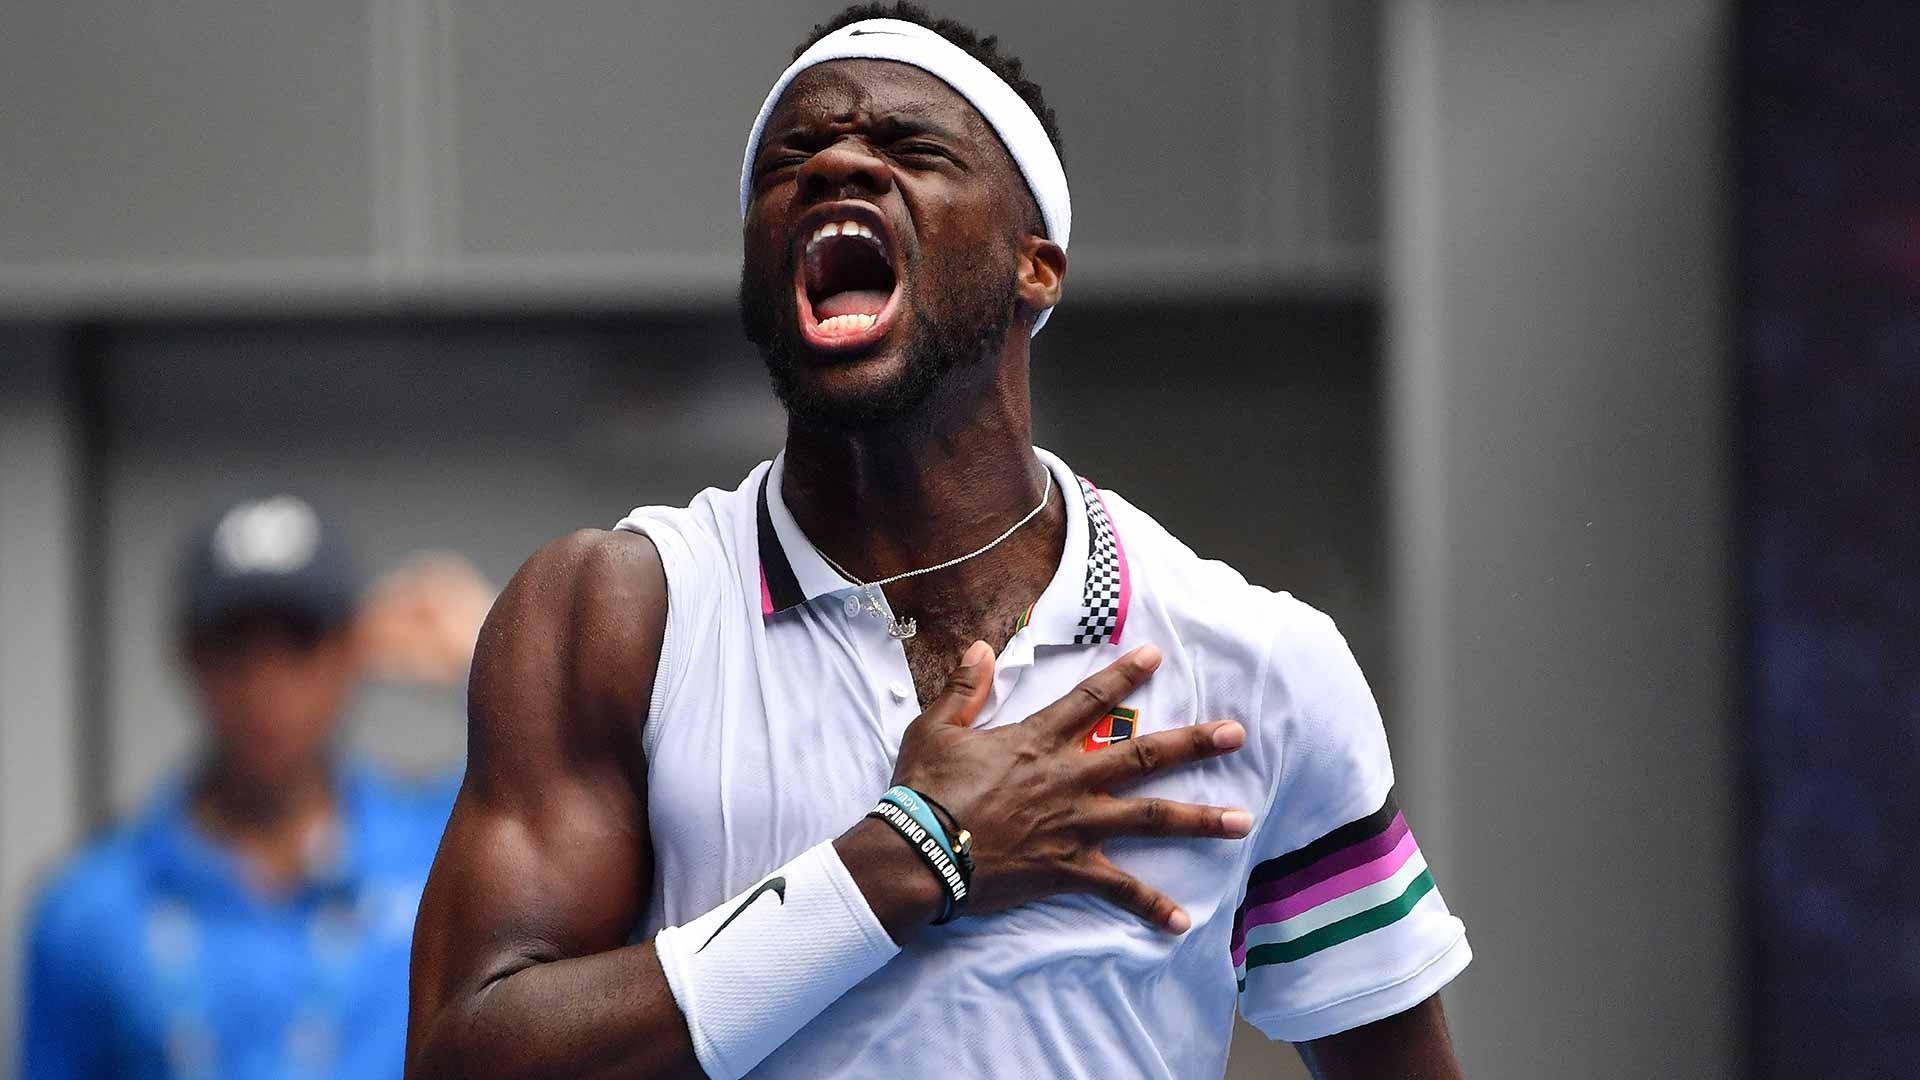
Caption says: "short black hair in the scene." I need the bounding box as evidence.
[795,2,1065,169]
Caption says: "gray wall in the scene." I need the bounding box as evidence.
[0,339,83,1080]
[0,0,1377,314]
[1386,2,1736,1076]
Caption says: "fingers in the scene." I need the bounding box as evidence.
[1029,645,1162,741]
[1079,720,1246,786]
[1081,855,1192,934]
[922,640,996,728]
[1079,796,1253,841]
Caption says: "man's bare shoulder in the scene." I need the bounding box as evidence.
[489,526,664,642]
[506,527,667,620]
[468,529,666,770]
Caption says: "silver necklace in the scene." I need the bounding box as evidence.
[816,467,1053,641]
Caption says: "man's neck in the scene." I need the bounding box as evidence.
[783,353,1049,558]
[778,344,1066,637]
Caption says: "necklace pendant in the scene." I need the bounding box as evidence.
[855,582,914,638]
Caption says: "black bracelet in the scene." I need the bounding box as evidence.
[866,800,970,924]
[918,791,962,841]
[917,792,975,885]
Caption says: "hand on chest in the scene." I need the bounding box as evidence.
[649,628,1265,921]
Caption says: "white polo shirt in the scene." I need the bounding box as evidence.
[615,447,1469,1078]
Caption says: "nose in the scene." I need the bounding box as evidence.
[796,135,893,204]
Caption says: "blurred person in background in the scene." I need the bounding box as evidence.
[17,494,490,1080]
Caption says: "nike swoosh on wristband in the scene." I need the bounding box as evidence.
[1087,732,1123,745]
[696,876,787,953]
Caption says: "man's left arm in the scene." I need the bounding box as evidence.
[1229,597,1469,1073]
[1295,994,1462,1079]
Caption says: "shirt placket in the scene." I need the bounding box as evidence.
[838,587,923,742]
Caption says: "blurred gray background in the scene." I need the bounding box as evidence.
[0,2,1733,1077]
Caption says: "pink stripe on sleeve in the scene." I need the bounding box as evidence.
[1242,814,1410,909]
[1238,828,1420,930]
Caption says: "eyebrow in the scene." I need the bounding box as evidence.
[764,108,967,149]
[872,114,962,141]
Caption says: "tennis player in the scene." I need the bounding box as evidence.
[406,6,1469,1077]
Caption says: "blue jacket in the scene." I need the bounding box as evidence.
[19,763,457,1080]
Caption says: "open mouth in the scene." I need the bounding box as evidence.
[794,206,902,352]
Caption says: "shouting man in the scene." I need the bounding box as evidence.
[406,5,1470,1078]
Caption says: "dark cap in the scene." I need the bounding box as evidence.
[179,494,357,636]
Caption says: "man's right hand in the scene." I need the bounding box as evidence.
[839,641,1250,941]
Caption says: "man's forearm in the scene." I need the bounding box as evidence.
[409,830,940,1080]
[410,940,698,1080]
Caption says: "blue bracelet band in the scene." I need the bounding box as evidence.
[865,797,968,923]
[880,785,955,861]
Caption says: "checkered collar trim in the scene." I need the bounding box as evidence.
[756,447,1131,647]
[1021,451,1132,647]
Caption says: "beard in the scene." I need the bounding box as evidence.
[739,243,1016,431]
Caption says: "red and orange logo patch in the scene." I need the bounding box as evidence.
[1083,706,1139,752]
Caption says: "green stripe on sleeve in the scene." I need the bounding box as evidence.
[1240,869,1436,977]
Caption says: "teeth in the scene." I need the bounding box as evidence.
[816,312,878,336]
[807,219,885,253]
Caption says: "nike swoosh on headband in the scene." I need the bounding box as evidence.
[697,876,787,953]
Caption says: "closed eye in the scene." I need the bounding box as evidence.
[757,153,808,179]
[892,141,958,167]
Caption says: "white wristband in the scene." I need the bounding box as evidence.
[654,841,899,1080]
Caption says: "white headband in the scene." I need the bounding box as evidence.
[740,18,1070,334]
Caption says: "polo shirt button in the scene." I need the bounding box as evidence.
[844,595,862,617]
[889,682,911,701]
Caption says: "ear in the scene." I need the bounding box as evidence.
[1015,234,1067,315]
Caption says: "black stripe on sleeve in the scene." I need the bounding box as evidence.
[1245,789,1400,886]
